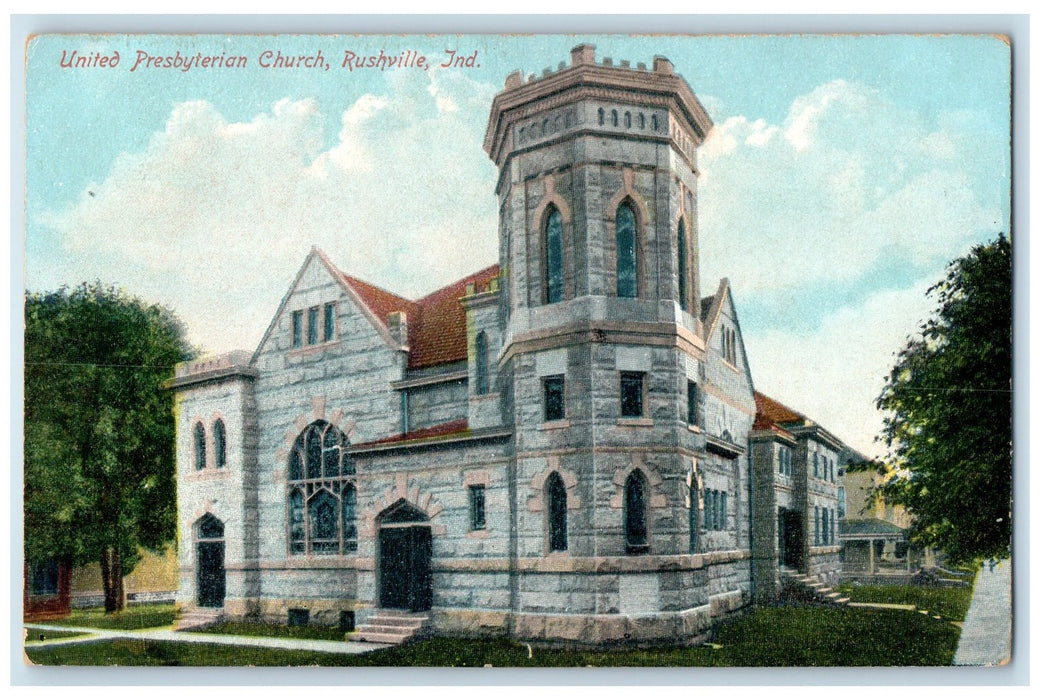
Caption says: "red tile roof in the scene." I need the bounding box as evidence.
[339,273,418,329]
[354,418,469,448]
[408,265,500,370]
[335,259,501,370]
[753,391,806,431]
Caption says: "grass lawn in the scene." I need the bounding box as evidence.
[197,621,348,642]
[25,604,961,667]
[33,604,177,631]
[837,583,975,621]
[24,628,92,643]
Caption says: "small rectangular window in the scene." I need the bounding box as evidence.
[307,307,319,345]
[288,608,310,627]
[469,485,486,531]
[29,560,60,596]
[620,372,644,418]
[687,381,699,425]
[543,375,565,422]
[323,302,336,342]
[291,310,303,348]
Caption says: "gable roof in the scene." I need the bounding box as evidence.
[753,391,806,431]
[339,273,418,329]
[328,253,500,370]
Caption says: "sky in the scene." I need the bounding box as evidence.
[24,33,1011,457]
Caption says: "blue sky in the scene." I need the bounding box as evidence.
[24,33,1011,455]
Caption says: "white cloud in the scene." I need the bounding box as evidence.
[745,278,936,457]
[699,80,1005,296]
[38,72,500,356]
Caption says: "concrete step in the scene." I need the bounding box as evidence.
[366,615,427,628]
[344,608,430,646]
[174,609,224,631]
[347,630,413,644]
[356,624,425,636]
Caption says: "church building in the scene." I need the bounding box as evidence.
[169,45,846,645]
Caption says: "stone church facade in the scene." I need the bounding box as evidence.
[169,45,846,645]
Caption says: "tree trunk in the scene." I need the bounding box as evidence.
[100,547,125,613]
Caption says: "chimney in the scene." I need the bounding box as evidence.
[386,311,409,347]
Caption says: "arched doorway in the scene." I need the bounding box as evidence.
[195,514,226,608]
[377,501,432,612]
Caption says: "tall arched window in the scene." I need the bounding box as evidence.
[212,419,227,469]
[616,203,638,298]
[288,489,305,554]
[474,331,489,395]
[342,484,357,552]
[308,490,339,554]
[544,206,564,304]
[286,420,357,556]
[677,218,689,312]
[193,422,206,471]
[624,471,649,553]
[547,471,568,552]
[689,480,699,553]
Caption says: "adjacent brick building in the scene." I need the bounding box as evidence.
[169,45,855,645]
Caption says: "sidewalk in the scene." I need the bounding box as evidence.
[24,623,389,656]
[953,558,1012,666]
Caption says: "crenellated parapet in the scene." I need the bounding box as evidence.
[484,44,713,173]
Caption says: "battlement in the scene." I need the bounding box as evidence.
[166,349,257,390]
[503,44,674,91]
[484,44,712,167]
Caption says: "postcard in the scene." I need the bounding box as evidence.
[21,30,1013,671]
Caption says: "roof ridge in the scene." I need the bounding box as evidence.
[414,263,501,304]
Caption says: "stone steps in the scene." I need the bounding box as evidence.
[781,572,849,608]
[346,609,429,645]
[174,607,224,631]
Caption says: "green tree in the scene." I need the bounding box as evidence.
[25,283,194,612]
[872,234,1012,565]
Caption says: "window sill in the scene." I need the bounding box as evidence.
[288,340,342,358]
[722,359,739,372]
[617,418,653,427]
[687,424,702,433]
[466,528,491,539]
[540,419,571,430]
[471,392,500,402]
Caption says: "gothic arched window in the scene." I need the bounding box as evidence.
[213,419,226,469]
[689,479,699,553]
[286,420,357,556]
[308,490,339,554]
[616,203,638,298]
[342,484,357,552]
[624,471,649,554]
[289,489,305,554]
[193,422,206,471]
[547,471,568,552]
[544,206,564,304]
[677,218,689,312]
[474,331,489,395]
